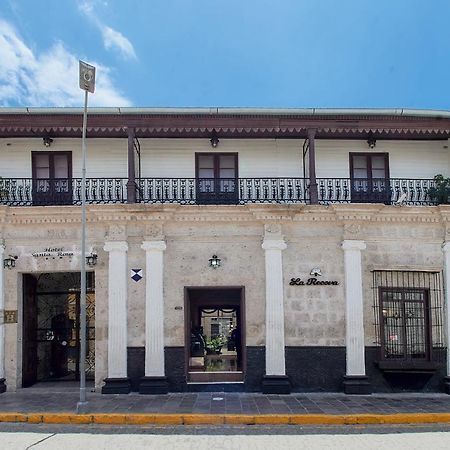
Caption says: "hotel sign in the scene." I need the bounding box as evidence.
[289,277,339,286]
[32,247,74,258]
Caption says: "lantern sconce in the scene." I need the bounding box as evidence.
[367,132,376,149]
[85,252,98,267]
[209,130,220,148]
[3,255,18,269]
[43,136,53,147]
[209,254,221,269]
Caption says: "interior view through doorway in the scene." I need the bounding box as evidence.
[22,272,95,387]
[186,287,245,383]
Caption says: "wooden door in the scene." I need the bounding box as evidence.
[22,274,38,387]
[196,153,238,204]
[32,152,72,205]
[350,153,390,203]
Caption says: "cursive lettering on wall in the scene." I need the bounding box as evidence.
[289,277,339,286]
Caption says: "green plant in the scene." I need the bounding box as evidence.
[207,335,226,352]
[428,174,450,204]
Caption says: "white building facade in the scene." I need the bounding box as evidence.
[0,108,450,395]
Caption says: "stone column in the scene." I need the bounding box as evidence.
[261,238,290,394]
[102,241,131,394]
[442,242,450,394]
[139,240,168,394]
[341,240,371,394]
[0,244,5,393]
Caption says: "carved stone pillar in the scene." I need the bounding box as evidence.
[0,244,5,393]
[341,240,371,394]
[139,240,168,394]
[442,242,450,394]
[261,236,290,394]
[102,240,131,394]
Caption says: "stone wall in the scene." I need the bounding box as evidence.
[0,203,449,391]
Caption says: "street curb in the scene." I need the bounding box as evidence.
[1,412,450,425]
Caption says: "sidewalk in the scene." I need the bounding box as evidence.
[1,386,450,425]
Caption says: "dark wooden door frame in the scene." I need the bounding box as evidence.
[22,274,38,388]
[195,153,239,204]
[31,151,73,205]
[184,286,246,382]
[349,152,390,203]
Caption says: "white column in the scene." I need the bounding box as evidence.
[141,240,166,377]
[0,245,5,384]
[103,241,128,379]
[342,240,367,376]
[262,238,287,376]
[442,242,450,379]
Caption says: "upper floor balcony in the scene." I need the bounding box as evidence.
[0,108,449,208]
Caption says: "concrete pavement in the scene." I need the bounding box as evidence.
[2,431,450,450]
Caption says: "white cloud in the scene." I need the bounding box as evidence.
[78,1,137,60]
[0,19,131,107]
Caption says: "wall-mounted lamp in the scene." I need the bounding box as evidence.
[3,255,18,269]
[210,131,220,148]
[367,132,376,149]
[209,254,221,269]
[43,137,53,147]
[85,252,98,267]
[310,268,322,277]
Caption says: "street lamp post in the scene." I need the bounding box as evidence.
[77,60,96,413]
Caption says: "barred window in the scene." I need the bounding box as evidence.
[372,271,445,369]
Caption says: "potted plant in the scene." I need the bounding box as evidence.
[428,174,450,204]
[207,336,226,355]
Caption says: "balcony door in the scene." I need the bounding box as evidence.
[350,153,390,203]
[196,153,238,204]
[32,152,72,205]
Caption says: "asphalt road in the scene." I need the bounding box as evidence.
[1,424,450,450]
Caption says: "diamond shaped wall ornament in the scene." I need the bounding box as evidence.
[130,269,143,282]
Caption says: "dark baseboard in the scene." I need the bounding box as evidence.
[139,376,169,395]
[343,375,372,395]
[261,375,291,394]
[101,377,131,394]
[444,376,450,395]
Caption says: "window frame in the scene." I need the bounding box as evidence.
[378,286,432,363]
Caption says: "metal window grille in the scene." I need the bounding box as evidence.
[372,271,445,363]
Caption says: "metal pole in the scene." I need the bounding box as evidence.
[77,89,89,411]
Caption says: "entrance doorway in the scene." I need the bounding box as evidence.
[22,272,95,387]
[185,287,245,383]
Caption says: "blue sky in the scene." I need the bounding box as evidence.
[1,0,450,109]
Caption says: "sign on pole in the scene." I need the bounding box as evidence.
[79,61,96,93]
[77,59,95,412]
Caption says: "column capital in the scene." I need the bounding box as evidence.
[104,241,128,253]
[262,239,287,251]
[141,240,167,252]
[342,240,366,251]
[443,242,450,253]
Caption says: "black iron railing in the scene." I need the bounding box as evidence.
[0,178,127,206]
[137,178,310,204]
[0,177,439,206]
[317,178,437,205]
